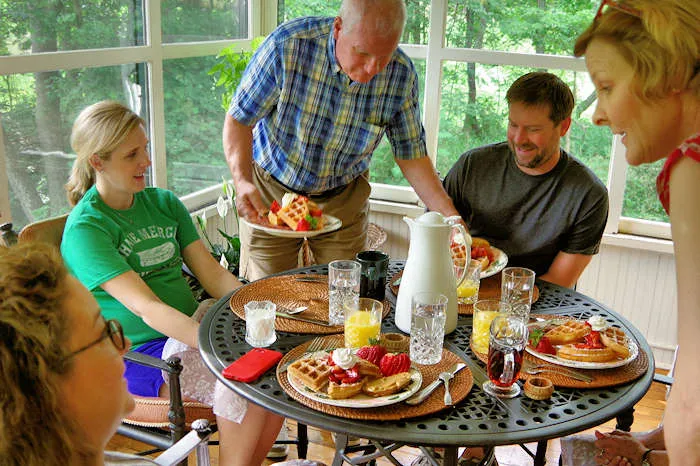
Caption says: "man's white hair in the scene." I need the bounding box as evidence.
[338,0,407,37]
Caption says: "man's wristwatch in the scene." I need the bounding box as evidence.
[641,449,653,466]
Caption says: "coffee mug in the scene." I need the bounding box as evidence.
[355,250,390,301]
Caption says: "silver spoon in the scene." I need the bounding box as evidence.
[438,371,455,405]
[277,305,308,315]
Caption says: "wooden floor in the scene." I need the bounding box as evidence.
[107,373,668,466]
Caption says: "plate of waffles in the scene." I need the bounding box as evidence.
[450,243,508,280]
[450,237,508,279]
[285,350,423,408]
[525,318,639,370]
[243,214,342,238]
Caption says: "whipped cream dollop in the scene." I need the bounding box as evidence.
[331,348,357,370]
[587,315,608,332]
[281,192,297,208]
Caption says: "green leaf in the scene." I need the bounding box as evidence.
[528,328,544,347]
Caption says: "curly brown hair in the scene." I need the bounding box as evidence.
[0,243,95,465]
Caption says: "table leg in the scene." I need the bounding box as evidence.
[443,447,458,466]
[534,440,547,466]
[297,423,308,458]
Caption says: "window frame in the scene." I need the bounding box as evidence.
[0,0,671,243]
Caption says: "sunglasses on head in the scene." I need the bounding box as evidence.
[594,0,641,20]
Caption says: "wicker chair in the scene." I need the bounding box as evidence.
[5,215,308,464]
[300,221,387,267]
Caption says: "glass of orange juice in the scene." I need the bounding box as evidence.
[471,299,511,354]
[344,298,383,348]
[456,260,482,305]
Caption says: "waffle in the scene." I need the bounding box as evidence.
[287,356,332,392]
[600,327,631,358]
[450,241,468,268]
[355,359,382,378]
[327,380,364,399]
[471,237,491,249]
[277,195,310,230]
[556,344,617,363]
[362,372,412,397]
[544,320,591,345]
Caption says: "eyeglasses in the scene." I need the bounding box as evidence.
[61,318,127,362]
[594,0,641,20]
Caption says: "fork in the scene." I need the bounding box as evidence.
[522,360,594,383]
[305,336,327,353]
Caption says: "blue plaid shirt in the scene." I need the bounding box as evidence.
[228,16,427,193]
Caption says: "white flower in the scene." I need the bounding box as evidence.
[216,195,228,219]
[219,254,229,270]
[222,177,234,207]
[199,212,207,229]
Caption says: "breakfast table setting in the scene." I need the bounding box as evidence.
[198,258,654,466]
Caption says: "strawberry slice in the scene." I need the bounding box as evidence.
[356,345,387,366]
[535,336,557,355]
[296,218,311,231]
[379,352,411,376]
[341,367,360,384]
[270,200,281,214]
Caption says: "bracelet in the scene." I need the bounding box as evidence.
[641,448,653,465]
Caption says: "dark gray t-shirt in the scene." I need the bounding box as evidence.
[443,142,609,276]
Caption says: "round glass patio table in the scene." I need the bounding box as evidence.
[198,261,654,466]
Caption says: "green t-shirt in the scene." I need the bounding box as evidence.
[62,186,200,348]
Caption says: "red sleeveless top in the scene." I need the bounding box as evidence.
[656,133,700,214]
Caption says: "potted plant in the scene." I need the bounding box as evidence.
[209,36,266,111]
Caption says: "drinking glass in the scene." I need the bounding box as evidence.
[344,297,383,348]
[244,301,277,347]
[471,299,512,354]
[482,315,528,398]
[356,250,390,301]
[409,292,447,365]
[501,267,536,319]
[328,260,361,325]
[456,259,482,305]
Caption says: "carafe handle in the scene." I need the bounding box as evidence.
[446,217,471,286]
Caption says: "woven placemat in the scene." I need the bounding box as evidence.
[389,272,539,315]
[469,324,649,389]
[229,274,390,335]
[277,335,473,420]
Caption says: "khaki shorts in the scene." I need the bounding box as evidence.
[239,164,370,281]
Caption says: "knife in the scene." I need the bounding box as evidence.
[275,311,335,327]
[405,362,467,405]
[294,277,327,283]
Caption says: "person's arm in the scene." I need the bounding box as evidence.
[182,239,243,299]
[395,156,460,217]
[100,271,200,348]
[223,114,267,220]
[663,156,700,466]
[594,430,669,466]
[539,251,593,288]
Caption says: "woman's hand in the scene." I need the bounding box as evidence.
[594,431,646,466]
